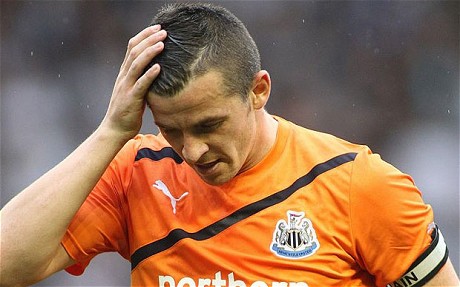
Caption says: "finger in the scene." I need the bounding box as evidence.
[126,25,161,59]
[128,40,164,82]
[120,29,167,80]
[129,30,167,66]
[120,25,161,70]
[134,63,161,96]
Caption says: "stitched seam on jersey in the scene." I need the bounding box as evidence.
[130,152,358,271]
[124,137,141,207]
[121,137,144,258]
[114,161,130,260]
[347,148,362,270]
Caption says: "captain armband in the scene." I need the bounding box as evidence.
[387,224,449,287]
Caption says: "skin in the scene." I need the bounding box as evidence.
[0,25,168,287]
[0,25,458,287]
[148,69,277,186]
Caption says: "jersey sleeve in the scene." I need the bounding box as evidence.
[61,136,141,276]
[348,148,434,286]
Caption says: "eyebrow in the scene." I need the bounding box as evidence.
[155,115,228,130]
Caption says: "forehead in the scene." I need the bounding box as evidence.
[148,71,242,127]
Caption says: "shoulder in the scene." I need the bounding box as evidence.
[348,149,434,285]
[277,116,368,163]
[105,133,175,185]
[131,133,171,151]
[115,133,172,162]
[350,149,419,198]
[348,148,427,224]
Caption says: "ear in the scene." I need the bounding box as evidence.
[250,70,271,110]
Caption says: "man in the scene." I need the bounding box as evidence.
[1,3,458,287]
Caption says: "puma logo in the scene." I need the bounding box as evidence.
[153,180,189,214]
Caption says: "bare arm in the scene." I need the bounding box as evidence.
[425,258,460,287]
[0,25,166,287]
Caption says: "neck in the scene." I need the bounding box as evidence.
[237,110,279,176]
[261,110,279,148]
[252,110,279,164]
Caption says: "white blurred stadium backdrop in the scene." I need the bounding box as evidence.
[1,1,458,286]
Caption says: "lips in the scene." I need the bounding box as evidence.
[194,160,219,175]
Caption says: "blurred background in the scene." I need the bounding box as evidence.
[1,1,458,286]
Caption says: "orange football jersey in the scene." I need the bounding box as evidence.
[62,117,433,287]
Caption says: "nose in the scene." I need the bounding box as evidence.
[181,134,209,164]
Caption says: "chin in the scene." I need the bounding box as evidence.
[200,170,237,186]
[201,175,231,186]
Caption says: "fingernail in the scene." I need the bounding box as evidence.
[151,63,160,72]
[151,24,161,31]
[154,41,164,49]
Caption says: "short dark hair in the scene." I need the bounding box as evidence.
[147,3,261,99]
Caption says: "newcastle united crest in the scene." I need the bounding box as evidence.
[270,210,320,259]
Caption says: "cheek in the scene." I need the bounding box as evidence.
[207,131,242,159]
[227,122,255,156]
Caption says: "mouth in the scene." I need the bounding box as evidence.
[194,160,220,176]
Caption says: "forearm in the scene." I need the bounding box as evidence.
[0,126,127,284]
[0,25,166,286]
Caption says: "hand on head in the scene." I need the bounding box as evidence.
[101,25,167,142]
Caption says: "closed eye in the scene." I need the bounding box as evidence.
[195,120,223,133]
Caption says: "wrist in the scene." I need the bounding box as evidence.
[93,123,134,152]
[97,116,140,145]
